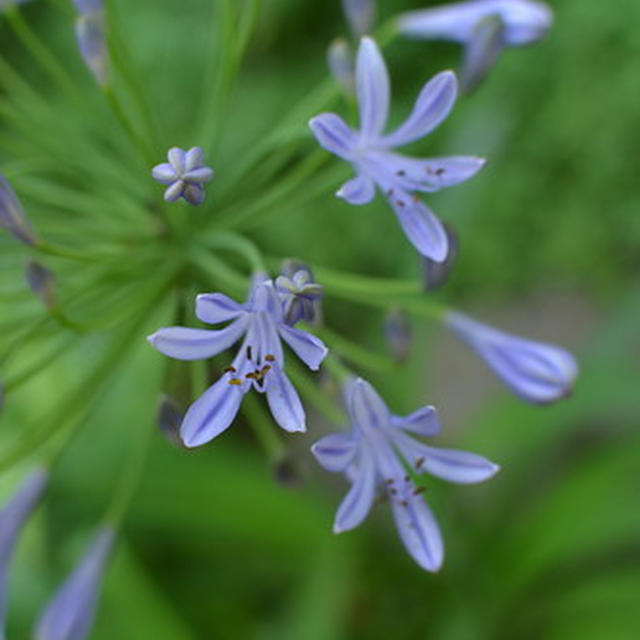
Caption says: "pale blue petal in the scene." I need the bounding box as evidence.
[180,377,244,447]
[311,432,358,472]
[183,167,214,183]
[333,445,376,533]
[309,113,357,160]
[183,184,205,206]
[147,317,248,361]
[355,37,390,140]
[184,146,204,171]
[346,378,390,432]
[167,147,186,173]
[391,405,440,436]
[278,325,328,371]
[150,163,177,184]
[195,293,245,324]
[382,71,457,148]
[420,155,486,187]
[336,174,376,205]
[164,181,184,202]
[391,197,449,262]
[391,496,443,572]
[265,367,306,433]
[392,431,500,483]
[460,14,506,93]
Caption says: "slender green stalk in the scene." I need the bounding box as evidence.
[188,246,248,297]
[199,231,265,272]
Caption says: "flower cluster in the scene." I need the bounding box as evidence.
[0,0,574,635]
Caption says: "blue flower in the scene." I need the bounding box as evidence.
[151,147,215,205]
[310,37,484,262]
[445,311,578,404]
[0,172,37,246]
[342,0,376,38]
[34,526,115,640]
[275,261,323,326]
[147,277,328,446]
[73,2,108,87]
[312,378,498,571]
[0,468,48,635]
[396,0,553,92]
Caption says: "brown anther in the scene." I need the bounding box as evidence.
[265,354,276,362]
[246,346,253,360]
[415,457,425,470]
[396,200,405,208]
[412,195,419,204]
[435,168,445,175]
[404,475,410,483]
[245,372,258,380]
[412,486,426,496]
[385,478,395,485]
[223,366,237,373]
[396,170,406,177]
[228,378,242,386]
[389,488,398,495]
[260,365,272,376]
[400,500,409,507]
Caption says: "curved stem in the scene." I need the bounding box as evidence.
[199,231,265,272]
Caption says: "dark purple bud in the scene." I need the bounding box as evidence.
[272,456,302,490]
[276,260,323,326]
[384,309,412,362]
[0,173,37,246]
[420,223,458,291]
[156,394,184,447]
[25,260,57,310]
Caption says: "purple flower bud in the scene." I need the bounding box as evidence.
[342,0,376,37]
[0,173,37,246]
[276,261,323,326]
[420,222,458,291]
[384,308,412,362]
[34,526,115,640]
[74,12,108,87]
[445,311,578,404]
[156,394,184,447]
[25,260,57,310]
[0,468,48,633]
[460,14,505,93]
[327,38,355,96]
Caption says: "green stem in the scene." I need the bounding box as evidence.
[199,231,265,272]
[188,246,248,297]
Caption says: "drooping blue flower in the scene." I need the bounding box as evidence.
[151,147,215,205]
[310,37,484,262]
[275,261,323,326]
[312,378,498,571]
[342,0,376,38]
[147,276,328,447]
[34,526,115,640]
[72,0,108,88]
[396,0,553,92]
[445,311,578,404]
[0,172,37,246]
[0,468,48,635]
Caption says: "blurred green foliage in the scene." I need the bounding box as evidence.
[1,0,639,638]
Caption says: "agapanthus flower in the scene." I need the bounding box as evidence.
[310,37,484,262]
[312,378,499,571]
[0,468,48,634]
[396,0,553,92]
[147,276,328,447]
[0,172,37,246]
[342,0,376,38]
[34,526,115,640]
[445,311,578,404]
[275,261,323,326]
[151,147,215,205]
[73,1,108,87]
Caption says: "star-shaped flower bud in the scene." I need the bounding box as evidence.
[396,0,553,92]
[275,260,324,326]
[312,378,498,571]
[310,37,484,262]
[445,311,578,404]
[151,147,215,205]
[147,275,328,447]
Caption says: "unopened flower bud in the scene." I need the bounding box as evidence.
[156,394,184,447]
[276,260,323,326]
[273,455,302,490]
[25,260,57,310]
[342,0,376,37]
[74,11,108,87]
[327,38,354,96]
[0,173,37,246]
[445,311,578,404]
[420,223,458,291]
[384,309,412,362]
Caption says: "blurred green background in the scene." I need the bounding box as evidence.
[1,0,640,638]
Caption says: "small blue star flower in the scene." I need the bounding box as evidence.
[446,311,578,404]
[147,276,328,446]
[312,378,498,571]
[396,0,553,92]
[151,147,214,205]
[310,37,484,262]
